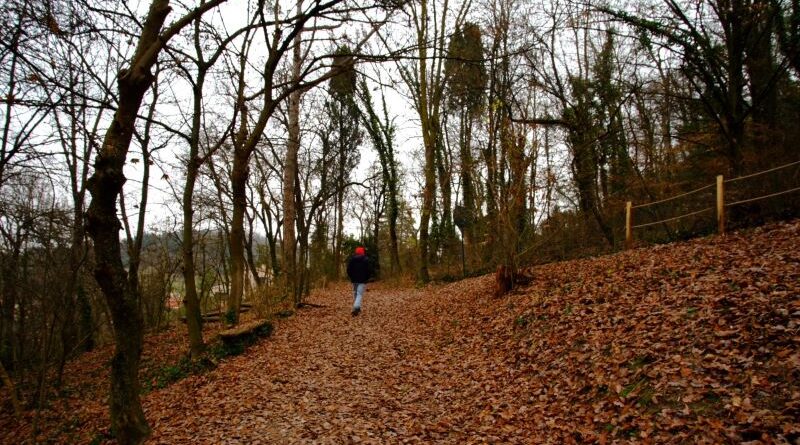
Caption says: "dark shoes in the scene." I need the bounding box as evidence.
[351,307,361,316]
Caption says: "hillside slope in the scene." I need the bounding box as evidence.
[436,220,800,443]
[1,221,798,444]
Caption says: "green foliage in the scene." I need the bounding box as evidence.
[621,427,640,438]
[254,322,274,337]
[329,45,356,99]
[77,285,94,351]
[142,356,214,392]
[209,341,245,359]
[89,431,113,445]
[276,309,295,318]
[321,46,362,181]
[637,385,656,407]
[619,378,647,398]
[153,363,189,388]
[514,315,531,328]
[140,321,276,394]
[689,392,723,415]
[310,219,336,281]
[435,266,490,283]
[444,22,486,115]
[219,321,274,357]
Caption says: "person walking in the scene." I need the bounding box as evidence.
[346,246,372,316]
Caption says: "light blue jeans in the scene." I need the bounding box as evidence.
[352,283,366,310]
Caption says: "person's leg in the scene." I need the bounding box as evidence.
[351,283,359,315]
[353,283,365,313]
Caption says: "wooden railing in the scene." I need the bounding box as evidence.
[625,160,800,247]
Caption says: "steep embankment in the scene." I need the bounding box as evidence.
[433,220,800,443]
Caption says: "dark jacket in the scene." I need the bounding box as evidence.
[346,254,372,283]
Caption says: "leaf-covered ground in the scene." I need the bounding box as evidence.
[2,221,799,444]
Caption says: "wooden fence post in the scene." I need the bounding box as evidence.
[625,201,633,248]
[716,175,725,234]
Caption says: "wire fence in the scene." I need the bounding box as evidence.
[631,183,715,211]
[625,160,800,247]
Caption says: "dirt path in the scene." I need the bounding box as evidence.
[145,278,511,444]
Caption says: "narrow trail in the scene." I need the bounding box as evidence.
[146,278,510,444]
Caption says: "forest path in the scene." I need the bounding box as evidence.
[6,221,797,444]
[145,278,507,444]
[141,221,800,444]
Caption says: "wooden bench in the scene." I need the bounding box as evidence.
[180,303,253,323]
[218,319,273,352]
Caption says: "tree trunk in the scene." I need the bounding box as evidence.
[572,133,615,246]
[459,112,476,247]
[372,209,381,278]
[71,136,94,353]
[296,185,311,301]
[57,203,86,388]
[182,156,205,356]
[56,68,93,387]
[283,18,302,304]
[333,185,344,279]
[377,123,400,275]
[435,123,454,257]
[483,124,499,261]
[84,1,227,441]
[265,218,280,280]
[419,118,436,283]
[225,38,254,325]
[0,249,19,372]
[227,144,249,324]
[723,0,747,176]
[745,1,778,137]
[245,215,262,287]
[180,12,213,357]
[359,83,400,274]
[387,167,401,274]
[85,61,152,444]
[416,0,436,283]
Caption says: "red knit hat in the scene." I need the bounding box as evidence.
[355,246,366,255]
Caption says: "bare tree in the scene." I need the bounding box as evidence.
[224,0,389,318]
[600,0,791,175]
[379,0,469,282]
[161,2,258,358]
[83,1,228,442]
[0,0,56,189]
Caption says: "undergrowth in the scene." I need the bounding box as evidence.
[141,322,274,394]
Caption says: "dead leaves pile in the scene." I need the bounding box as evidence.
[437,220,800,443]
[0,320,233,444]
[2,221,798,444]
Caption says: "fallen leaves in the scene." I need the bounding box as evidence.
[2,220,799,443]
